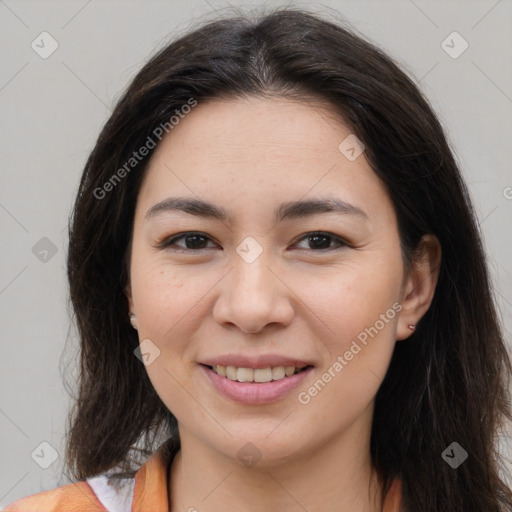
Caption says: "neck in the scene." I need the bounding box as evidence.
[169,413,383,512]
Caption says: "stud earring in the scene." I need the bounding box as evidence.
[408,324,416,331]
[129,314,138,330]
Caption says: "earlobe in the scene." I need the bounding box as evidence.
[396,234,441,340]
[129,313,138,330]
[124,283,137,329]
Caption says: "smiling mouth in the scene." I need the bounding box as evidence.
[203,364,313,383]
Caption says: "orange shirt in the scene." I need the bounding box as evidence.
[4,437,404,511]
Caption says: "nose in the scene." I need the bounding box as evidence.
[212,250,295,334]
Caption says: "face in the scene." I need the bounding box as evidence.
[126,96,410,465]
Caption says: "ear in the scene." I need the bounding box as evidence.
[396,234,441,340]
[122,242,134,314]
[124,281,135,314]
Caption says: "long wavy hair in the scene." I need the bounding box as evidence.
[64,7,512,511]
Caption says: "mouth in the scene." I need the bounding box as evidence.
[199,362,315,404]
[201,363,314,383]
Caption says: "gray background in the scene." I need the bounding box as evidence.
[1,0,511,506]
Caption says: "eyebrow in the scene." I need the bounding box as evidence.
[145,196,368,223]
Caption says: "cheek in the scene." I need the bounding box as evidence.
[301,254,402,348]
[131,254,219,351]
[130,258,210,415]
[297,272,400,423]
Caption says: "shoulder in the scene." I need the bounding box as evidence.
[3,436,179,512]
[3,479,108,512]
[4,475,136,512]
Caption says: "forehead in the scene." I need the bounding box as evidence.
[153,95,348,157]
[136,96,394,225]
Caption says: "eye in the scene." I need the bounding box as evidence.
[158,231,349,253]
[292,232,349,251]
[159,232,219,251]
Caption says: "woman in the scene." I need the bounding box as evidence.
[6,7,512,512]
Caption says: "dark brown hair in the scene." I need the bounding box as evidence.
[64,6,512,511]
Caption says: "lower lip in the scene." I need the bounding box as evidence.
[200,365,314,405]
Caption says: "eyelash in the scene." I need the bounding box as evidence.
[158,231,350,253]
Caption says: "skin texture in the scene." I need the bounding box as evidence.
[125,96,441,512]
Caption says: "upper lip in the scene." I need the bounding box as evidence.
[200,355,314,369]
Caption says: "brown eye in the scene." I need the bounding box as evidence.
[161,232,218,251]
[293,232,348,251]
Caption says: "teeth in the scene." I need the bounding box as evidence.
[237,367,253,382]
[285,366,295,376]
[254,368,272,383]
[226,366,237,380]
[212,365,304,382]
[272,366,285,380]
